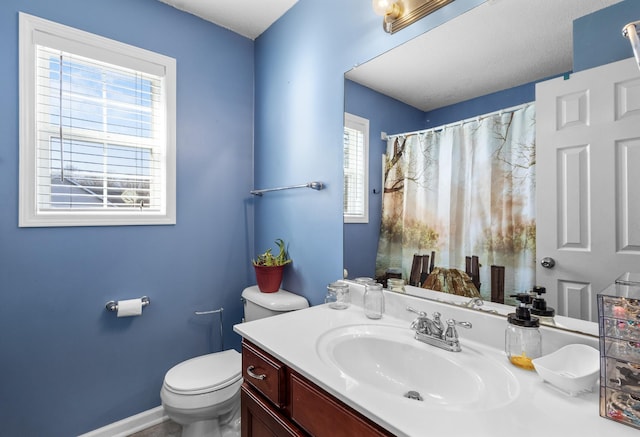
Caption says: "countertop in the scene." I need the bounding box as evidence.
[233,288,637,437]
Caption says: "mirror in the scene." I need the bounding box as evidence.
[343,0,623,335]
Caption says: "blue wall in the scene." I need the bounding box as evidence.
[574,0,640,72]
[0,1,254,435]
[343,80,425,279]
[423,80,537,128]
[254,0,486,305]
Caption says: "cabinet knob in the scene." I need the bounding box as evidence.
[247,365,267,380]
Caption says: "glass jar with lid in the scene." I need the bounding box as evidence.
[387,278,406,293]
[364,282,384,319]
[326,281,350,310]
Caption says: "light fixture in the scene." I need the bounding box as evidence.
[622,21,640,72]
[372,0,402,18]
[372,0,402,33]
[373,0,454,34]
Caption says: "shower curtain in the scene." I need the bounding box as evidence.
[375,104,536,301]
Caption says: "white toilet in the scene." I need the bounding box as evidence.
[160,286,309,437]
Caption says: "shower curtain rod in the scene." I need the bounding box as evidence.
[386,101,534,140]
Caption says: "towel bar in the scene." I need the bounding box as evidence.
[250,181,324,196]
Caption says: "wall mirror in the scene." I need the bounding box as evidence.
[343,0,627,336]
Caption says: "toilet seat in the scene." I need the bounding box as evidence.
[164,349,241,395]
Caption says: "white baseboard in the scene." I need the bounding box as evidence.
[78,405,168,437]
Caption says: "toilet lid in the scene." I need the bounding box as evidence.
[242,286,309,311]
[164,349,241,395]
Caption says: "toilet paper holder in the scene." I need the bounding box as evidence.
[105,296,150,312]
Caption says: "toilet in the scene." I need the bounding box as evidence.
[160,286,309,437]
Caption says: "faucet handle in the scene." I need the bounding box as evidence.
[444,319,472,343]
[450,319,472,329]
[411,316,433,335]
[406,306,427,318]
[432,311,443,325]
[465,297,484,309]
[431,312,444,335]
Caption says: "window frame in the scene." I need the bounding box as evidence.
[19,12,176,227]
[343,112,369,224]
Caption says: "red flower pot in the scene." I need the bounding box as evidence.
[253,265,285,293]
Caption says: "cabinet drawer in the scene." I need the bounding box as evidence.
[241,385,306,437]
[290,371,393,437]
[242,340,287,408]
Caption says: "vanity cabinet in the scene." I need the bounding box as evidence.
[241,340,393,437]
[241,386,304,437]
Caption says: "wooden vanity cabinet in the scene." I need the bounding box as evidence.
[241,386,304,437]
[241,340,394,437]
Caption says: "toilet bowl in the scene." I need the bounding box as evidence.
[161,350,242,437]
[161,286,309,437]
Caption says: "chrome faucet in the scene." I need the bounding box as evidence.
[407,306,472,352]
[464,297,484,309]
[455,296,499,314]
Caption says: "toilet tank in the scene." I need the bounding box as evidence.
[241,286,309,322]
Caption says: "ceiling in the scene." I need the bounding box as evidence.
[157,0,298,40]
[347,0,623,111]
[159,0,623,112]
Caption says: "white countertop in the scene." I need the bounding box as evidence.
[233,287,636,437]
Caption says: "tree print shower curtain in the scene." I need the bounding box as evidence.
[376,104,536,303]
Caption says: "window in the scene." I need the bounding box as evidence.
[343,113,369,223]
[19,13,176,227]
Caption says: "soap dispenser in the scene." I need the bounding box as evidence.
[530,285,556,326]
[505,293,541,370]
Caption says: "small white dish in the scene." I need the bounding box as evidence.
[532,344,600,396]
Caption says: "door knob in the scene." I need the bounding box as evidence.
[541,257,556,269]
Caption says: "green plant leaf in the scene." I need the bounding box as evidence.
[252,238,292,266]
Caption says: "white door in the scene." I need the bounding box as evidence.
[536,57,640,322]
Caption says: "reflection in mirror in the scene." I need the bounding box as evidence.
[374,103,536,307]
[343,0,626,334]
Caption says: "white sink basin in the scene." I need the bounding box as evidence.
[316,324,519,411]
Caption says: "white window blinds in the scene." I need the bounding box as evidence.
[36,47,163,211]
[19,13,176,227]
[343,113,369,223]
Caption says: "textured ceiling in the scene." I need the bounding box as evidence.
[160,0,623,111]
[157,0,298,40]
[346,0,623,111]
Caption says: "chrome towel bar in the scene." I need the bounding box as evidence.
[250,181,324,196]
[105,296,150,312]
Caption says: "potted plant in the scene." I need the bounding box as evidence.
[252,238,292,293]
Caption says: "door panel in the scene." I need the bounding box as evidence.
[536,57,640,322]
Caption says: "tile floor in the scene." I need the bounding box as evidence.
[129,420,181,437]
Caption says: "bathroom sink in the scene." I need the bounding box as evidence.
[316,324,519,411]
